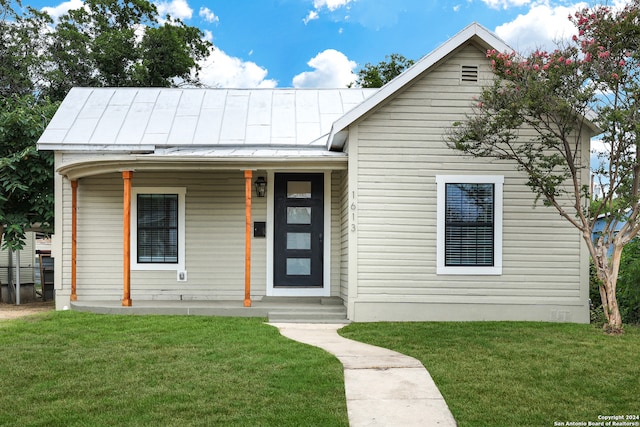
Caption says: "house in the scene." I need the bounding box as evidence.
[37,23,595,322]
[592,210,631,257]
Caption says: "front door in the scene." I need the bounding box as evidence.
[274,173,324,287]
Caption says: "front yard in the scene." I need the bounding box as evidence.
[1,311,638,426]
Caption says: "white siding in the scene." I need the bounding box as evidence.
[349,43,589,322]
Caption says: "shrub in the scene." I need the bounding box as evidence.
[617,239,640,325]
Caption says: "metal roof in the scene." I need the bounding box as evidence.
[38,87,378,152]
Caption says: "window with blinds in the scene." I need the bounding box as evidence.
[444,183,494,267]
[137,194,179,263]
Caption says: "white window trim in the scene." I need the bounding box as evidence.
[131,187,186,271]
[436,175,503,275]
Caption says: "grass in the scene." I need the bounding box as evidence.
[0,311,348,427]
[340,322,640,427]
[4,312,638,427]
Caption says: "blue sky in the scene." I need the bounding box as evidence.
[33,0,619,88]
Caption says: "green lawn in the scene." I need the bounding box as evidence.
[341,322,640,427]
[3,313,639,427]
[0,312,348,427]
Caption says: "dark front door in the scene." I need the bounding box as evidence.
[274,173,324,287]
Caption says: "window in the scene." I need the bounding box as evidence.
[137,194,178,263]
[131,187,186,271]
[436,175,503,275]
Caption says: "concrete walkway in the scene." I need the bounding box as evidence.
[270,323,457,427]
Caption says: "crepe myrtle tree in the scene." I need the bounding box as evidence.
[447,2,640,333]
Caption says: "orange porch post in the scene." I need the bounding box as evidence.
[70,180,78,301]
[244,170,252,307]
[122,171,133,307]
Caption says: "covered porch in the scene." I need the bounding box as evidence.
[54,160,349,314]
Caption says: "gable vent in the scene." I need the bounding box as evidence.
[461,65,479,82]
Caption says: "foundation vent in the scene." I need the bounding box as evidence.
[461,65,479,82]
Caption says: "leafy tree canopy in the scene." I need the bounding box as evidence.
[44,0,212,101]
[354,53,414,88]
[0,95,58,250]
[0,0,52,97]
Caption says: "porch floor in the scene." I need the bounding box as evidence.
[70,296,349,323]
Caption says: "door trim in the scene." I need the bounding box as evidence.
[266,171,331,297]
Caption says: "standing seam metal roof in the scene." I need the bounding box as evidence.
[37,87,379,151]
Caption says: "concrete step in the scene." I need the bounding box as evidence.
[268,309,349,323]
[260,296,344,305]
[261,296,348,323]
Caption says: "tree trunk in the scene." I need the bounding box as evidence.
[593,243,624,334]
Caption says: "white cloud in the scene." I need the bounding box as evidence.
[202,29,213,43]
[197,48,277,88]
[199,7,219,24]
[155,0,192,20]
[304,0,353,23]
[313,0,354,11]
[495,2,588,53]
[303,10,319,24]
[42,0,195,23]
[292,49,357,88]
[482,0,532,9]
[41,0,84,20]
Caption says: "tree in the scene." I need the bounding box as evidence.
[1,0,213,253]
[43,0,212,101]
[0,0,52,97]
[447,2,640,333]
[354,53,414,88]
[0,95,58,251]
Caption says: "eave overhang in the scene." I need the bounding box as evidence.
[57,148,348,180]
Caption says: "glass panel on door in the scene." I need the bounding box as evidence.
[287,232,311,250]
[287,181,312,198]
[287,207,311,224]
[286,258,311,275]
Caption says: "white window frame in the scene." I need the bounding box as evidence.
[131,187,186,271]
[436,175,503,275]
